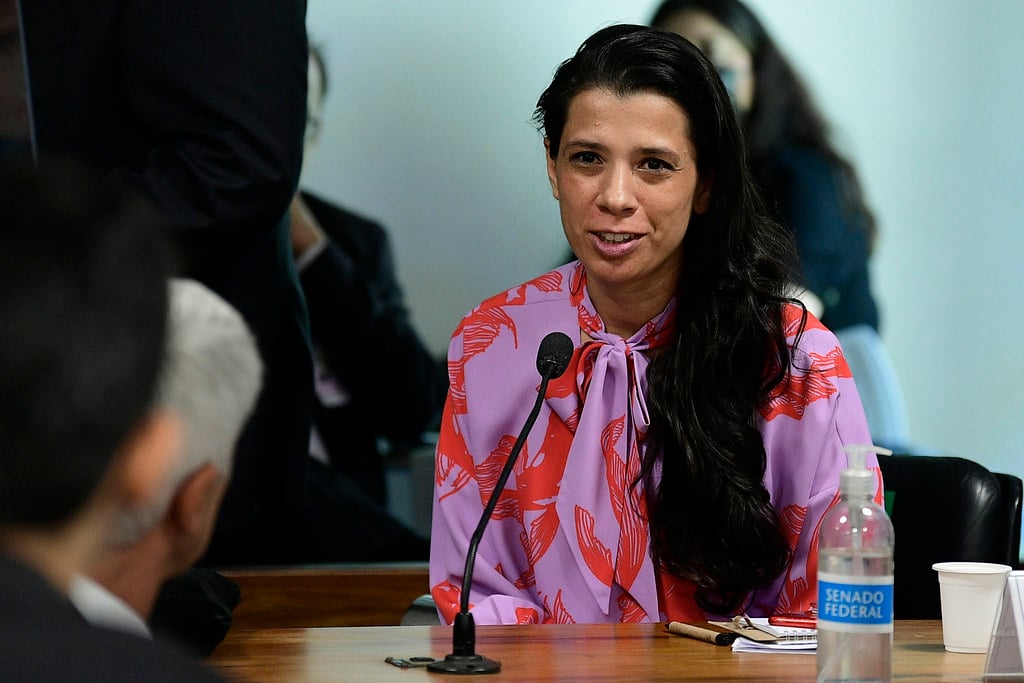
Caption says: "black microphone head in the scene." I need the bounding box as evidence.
[536,331,574,379]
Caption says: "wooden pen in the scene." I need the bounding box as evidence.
[666,621,738,646]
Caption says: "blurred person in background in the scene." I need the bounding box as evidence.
[287,43,447,561]
[71,279,262,655]
[652,0,912,451]
[20,0,314,564]
[0,160,222,681]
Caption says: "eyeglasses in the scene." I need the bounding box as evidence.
[305,116,322,144]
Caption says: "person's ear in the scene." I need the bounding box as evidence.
[166,463,227,570]
[694,174,713,215]
[544,138,560,201]
[169,464,224,536]
[110,410,182,509]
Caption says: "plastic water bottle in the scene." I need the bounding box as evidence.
[816,444,894,683]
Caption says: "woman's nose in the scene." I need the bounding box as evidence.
[597,163,638,215]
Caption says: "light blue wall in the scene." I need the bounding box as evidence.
[304,3,1024,493]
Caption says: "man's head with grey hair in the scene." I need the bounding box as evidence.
[115,278,262,547]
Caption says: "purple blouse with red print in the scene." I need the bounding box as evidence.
[429,261,882,625]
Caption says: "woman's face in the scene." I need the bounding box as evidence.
[546,88,709,307]
[660,9,755,115]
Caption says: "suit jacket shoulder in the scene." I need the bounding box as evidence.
[300,191,390,271]
[0,555,224,682]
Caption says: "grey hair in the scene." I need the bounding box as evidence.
[114,278,263,545]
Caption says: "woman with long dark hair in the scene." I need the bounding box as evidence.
[429,24,881,624]
[652,0,911,450]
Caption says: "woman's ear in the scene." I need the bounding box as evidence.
[544,138,560,200]
[694,174,713,215]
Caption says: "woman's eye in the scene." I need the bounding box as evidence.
[640,158,674,172]
[570,151,600,165]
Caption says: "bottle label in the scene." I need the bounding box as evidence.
[817,572,894,633]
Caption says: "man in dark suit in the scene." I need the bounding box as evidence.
[20,1,313,564]
[291,192,445,561]
[0,161,223,681]
[285,45,446,560]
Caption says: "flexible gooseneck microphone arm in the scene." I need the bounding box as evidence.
[428,331,574,675]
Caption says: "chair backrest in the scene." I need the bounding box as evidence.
[878,455,1023,619]
[994,472,1023,566]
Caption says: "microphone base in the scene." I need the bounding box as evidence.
[426,654,501,675]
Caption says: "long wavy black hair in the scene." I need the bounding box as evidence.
[651,0,877,252]
[535,24,804,614]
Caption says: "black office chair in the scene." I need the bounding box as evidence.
[401,594,440,625]
[879,454,1022,619]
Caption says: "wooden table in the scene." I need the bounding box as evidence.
[209,620,987,682]
[221,564,429,629]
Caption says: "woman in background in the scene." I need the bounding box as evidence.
[430,24,881,625]
[652,0,911,450]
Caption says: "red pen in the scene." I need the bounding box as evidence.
[768,613,817,629]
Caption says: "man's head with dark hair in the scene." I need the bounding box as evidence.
[0,159,173,529]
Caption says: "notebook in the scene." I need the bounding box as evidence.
[712,617,817,653]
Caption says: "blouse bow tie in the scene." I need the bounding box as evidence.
[553,269,675,622]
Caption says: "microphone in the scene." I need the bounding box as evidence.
[428,331,574,675]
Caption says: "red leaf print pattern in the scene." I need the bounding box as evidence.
[448,271,564,414]
[515,606,540,624]
[507,412,574,567]
[600,417,627,517]
[543,589,576,624]
[808,347,854,378]
[569,266,603,334]
[569,265,585,307]
[761,348,852,421]
[783,304,824,337]
[575,341,602,398]
[513,565,535,591]
[617,592,647,623]
[431,579,463,625]
[805,489,842,590]
[530,270,564,294]
[451,307,516,408]
[775,503,810,615]
[657,574,704,623]
[522,507,559,568]
[476,433,520,518]
[778,503,807,551]
[615,511,647,591]
[776,575,810,616]
[601,417,647,591]
[575,506,613,587]
[547,352,582,405]
[436,406,475,501]
[518,413,574,508]
[641,313,675,349]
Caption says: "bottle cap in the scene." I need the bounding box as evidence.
[841,444,892,498]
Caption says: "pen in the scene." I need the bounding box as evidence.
[666,621,738,646]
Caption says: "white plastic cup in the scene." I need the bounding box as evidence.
[932,561,1012,653]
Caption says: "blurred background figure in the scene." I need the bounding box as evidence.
[71,279,262,654]
[0,160,222,681]
[287,43,447,561]
[0,0,32,159]
[19,1,314,564]
[652,0,912,451]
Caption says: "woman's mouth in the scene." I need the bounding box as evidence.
[597,232,637,243]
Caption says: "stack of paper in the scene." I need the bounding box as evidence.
[712,617,817,654]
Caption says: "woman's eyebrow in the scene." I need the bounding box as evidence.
[636,146,682,161]
[561,138,607,151]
